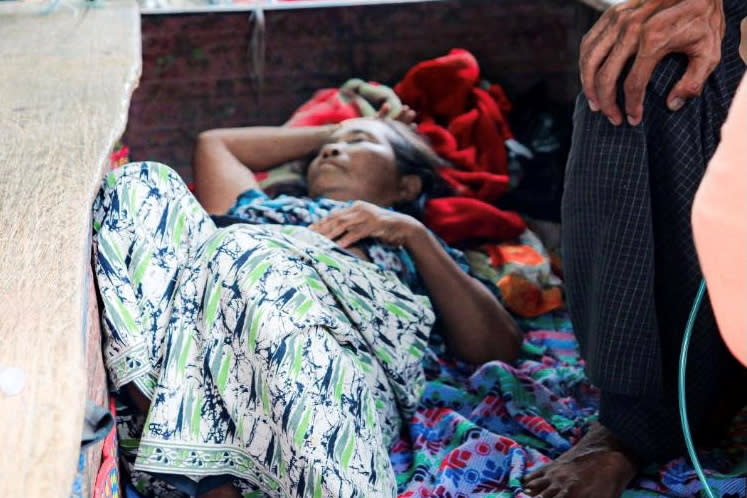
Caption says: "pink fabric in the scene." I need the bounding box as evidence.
[692,74,747,366]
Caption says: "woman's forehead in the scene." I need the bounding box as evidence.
[337,118,390,138]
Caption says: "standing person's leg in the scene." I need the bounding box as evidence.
[524,3,747,496]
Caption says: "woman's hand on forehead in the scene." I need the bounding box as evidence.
[377,103,417,127]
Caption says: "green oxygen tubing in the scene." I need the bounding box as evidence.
[678,279,716,498]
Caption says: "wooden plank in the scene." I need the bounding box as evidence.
[0,2,140,496]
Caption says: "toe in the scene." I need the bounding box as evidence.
[525,467,547,482]
[523,476,552,496]
[541,485,567,498]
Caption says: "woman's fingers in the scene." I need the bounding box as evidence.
[398,105,417,124]
[335,222,370,248]
[311,215,374,249]
[310,213,357,240]
[311,202,415,248]
[310,206,375,244]
[377,102,391,118]
[376,102,418,126]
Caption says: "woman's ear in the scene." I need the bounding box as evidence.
[398,175,423,202]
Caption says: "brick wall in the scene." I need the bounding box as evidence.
[123,0,597,180]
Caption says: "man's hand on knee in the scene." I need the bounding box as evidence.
[580,0,725,126]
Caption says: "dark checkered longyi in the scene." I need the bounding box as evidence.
[562,0,747,462]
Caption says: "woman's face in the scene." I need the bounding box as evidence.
[306,118,419,206]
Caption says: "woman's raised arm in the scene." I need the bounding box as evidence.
[192,125,337,214]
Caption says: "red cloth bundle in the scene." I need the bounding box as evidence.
[424,197,525,246]
[279,49,526,245]
[394,49,525,245]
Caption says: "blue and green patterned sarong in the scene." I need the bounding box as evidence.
[92,162,435,497]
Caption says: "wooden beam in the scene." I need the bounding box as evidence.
[0,2,140,495]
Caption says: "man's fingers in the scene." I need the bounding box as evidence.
[579,0,645,109]
[623,52,658,125]
[667,52,718,111]
[650,0,723,110]
[579,16,618,111]
[594,30,639,125]
[621,11,674,123]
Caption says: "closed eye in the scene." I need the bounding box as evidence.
[334,129,379,145]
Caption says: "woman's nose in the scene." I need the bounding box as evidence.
[320,143,342,159]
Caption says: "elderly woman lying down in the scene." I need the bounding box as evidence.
[92,116,521,497]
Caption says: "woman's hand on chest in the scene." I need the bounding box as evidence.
[308,201,426,251]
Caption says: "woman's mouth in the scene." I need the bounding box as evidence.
[318,160,344,170]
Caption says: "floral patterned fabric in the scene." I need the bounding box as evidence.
[93,162,434,496]
[95,162,746,498]
[391,311,747,498]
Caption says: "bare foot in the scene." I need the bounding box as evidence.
[125,382,151,413]
[198,482,242,498]
[523,423,638,498]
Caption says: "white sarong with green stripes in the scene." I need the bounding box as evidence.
[92,162,434,497]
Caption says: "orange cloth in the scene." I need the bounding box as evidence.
[692,74,747,366]
[488,242,564,318]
